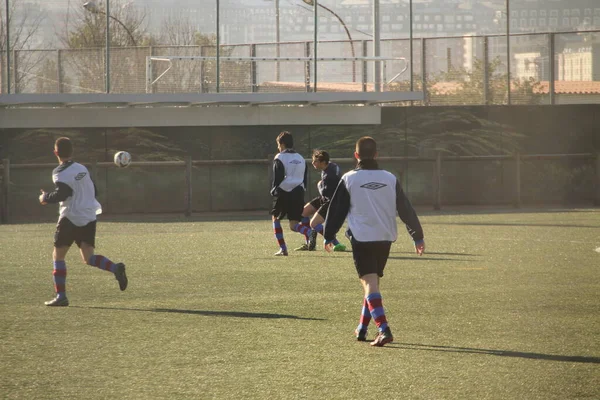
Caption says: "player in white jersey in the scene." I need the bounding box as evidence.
[324,136,425,347]
[270,131,312,256]
[39,137,127,306]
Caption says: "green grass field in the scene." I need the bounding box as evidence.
[1,208,599,399]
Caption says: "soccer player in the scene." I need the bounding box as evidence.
[324,136,425,347]
[270,131,312,256]
[39,137,127,306]
[295,149,346,252]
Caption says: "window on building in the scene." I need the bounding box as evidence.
[594,16,600,26]
[585,8,592,16]
[572,9,580,17]
[521,10,528,18]
[550,10,558,17]
[511,19,517,29]
[571,17,579,26]
[595,8,600,16]
[424,15,430,22]
[383,15,390,22]
[435,15,441,22]
[531,10,537,18]
[530,18,536,27]
[392,24,402,30]
[511,10,518,18]
[562,17,569,26]
[540,10,546,17]
[549,17,558,27]
[520,18,527,28]
[444,15,454,23]
[540,18,546,26]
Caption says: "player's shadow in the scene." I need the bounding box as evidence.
[387,256,475,262]
[75,306,323,320]
[386,342,600,364]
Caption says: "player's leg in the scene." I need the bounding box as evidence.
[354,240,393,346]
[45,218,74,306]
[300,200,317,227]
[289,188,311,247]
[78,221,128,291]
[272,215,288,256]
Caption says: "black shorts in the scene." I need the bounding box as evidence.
[351,238,392,278]
[271,186,305,221]
[54,217,97,248]
[309,196,330,219]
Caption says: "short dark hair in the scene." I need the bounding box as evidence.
[276,131,294,149]
[55,137,73,158]
[312,149,330,163]
[356,136,377,160]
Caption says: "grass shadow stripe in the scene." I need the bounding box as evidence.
[72,306,324,320]
[385,342,600,364]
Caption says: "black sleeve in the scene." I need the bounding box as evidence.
[304,161,308,189]
[323,180,350,241]
[44,181,73,204]
[271,159,285,195]
[321,173,339,201]
[395,178,424,241]
[93,180,98,198]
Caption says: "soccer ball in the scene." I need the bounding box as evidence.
[114,151,132,168]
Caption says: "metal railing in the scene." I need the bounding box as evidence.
[2,30,600,105]
[1,153,598,223]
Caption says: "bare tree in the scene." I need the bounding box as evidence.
[57,0,149,93]
[1,0,47,93]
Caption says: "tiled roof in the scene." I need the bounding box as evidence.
[262,80,600,95]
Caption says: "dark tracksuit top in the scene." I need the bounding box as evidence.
[324,159,423,243]
[318,162,341,202]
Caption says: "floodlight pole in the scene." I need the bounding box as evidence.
[216,0,220,92]
[105,0,110,93]
[5,0,10,94]
[506,0,511,104]
[275,0,280,81]
[313,0,318,92]
[373,0,381,92]
[409,0,413,92]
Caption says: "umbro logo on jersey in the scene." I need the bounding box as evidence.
[290,160,302,164]
[74,172,87,181]
[361,182,387,190]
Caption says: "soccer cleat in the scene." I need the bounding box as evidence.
[333,243,347,252]
[370,327,394,347]
[308,230,318,251]
[294,244,309,251]
[114,263,128,291]
[355,328,368,342]
[274,249,288,256]
[45,296,69,307]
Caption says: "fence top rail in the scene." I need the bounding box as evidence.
[2,153,596,170]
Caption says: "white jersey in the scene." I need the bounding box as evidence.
[53,161,102,226]
[342,169,399,242]
[274,151,306,192]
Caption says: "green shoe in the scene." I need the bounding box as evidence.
[294,244,309,251]
[333,243,347,252]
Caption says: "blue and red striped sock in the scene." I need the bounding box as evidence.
[301,216,310,226]
[366,292,388,332]
[88,254,118,273]
[292,223,311,241]
[53,260,67,299]
[357,297,371,332]
[273,219,287,252]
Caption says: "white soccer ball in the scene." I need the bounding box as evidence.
[114,151,132,168]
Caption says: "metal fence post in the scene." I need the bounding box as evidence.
[595,153,600,206]
[421,38,427,105]
[361,40,368,92]
[433,152,441,210]
[549,33,555,105]
[90,158,98,182]
[1,159,9,223]
[304,42,311,92]
[483,36,489,105]
[57,49,63,93]
[250,44,258,93]
[185,156,192,216]
[514,152,521,208]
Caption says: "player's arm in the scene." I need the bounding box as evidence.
[270,159,285,196]
[395,178,425,255]
[40,182,73,205]
[323,179,350,250]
